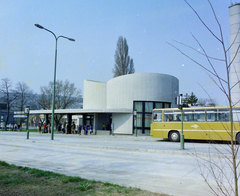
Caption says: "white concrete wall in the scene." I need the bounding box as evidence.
[107,73,179,109]
[83,80,107,109]
[83,73,179,135]
[230,3,240,105]
[112,113,133,134]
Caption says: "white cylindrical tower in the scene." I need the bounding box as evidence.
[229,3,240,105]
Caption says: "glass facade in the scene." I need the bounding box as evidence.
[145,102,153,113]
[133,101,171,134]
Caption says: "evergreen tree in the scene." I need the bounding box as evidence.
[183,92,198,106]
[112,36,135,77]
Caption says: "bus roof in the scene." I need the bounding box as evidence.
[152,106,240,112]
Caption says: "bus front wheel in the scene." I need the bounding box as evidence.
[169,131,180,142]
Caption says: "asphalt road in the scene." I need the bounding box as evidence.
[0,132,234,196]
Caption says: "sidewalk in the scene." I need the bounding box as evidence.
[0,131,231,157]
[0,132,232,196]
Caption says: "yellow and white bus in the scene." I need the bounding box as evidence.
[150,106,240,143]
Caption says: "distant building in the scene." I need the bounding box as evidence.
[229,3,240,106]
[0,102,14,127]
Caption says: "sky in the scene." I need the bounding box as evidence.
[0,0,238,106]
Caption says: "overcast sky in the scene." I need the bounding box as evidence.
[0,0,238,106]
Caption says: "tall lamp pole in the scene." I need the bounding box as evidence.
[177,94,184,150]
[34,24,75,140]
[25,106,30,139]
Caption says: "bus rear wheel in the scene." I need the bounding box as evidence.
[169,131,180,142]
[236,133,240,144]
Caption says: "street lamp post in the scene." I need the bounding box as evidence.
[1,116,3,131]
[177,94,184,150]
[134,110,137,137]
[25,106,30,139]
[34,24,75,140]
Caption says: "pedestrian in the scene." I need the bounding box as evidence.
[102,123,106,130]
[72,122,76,134]
[89,124,93,134]
[14,124,17,131]
[106,122,110,130]
[47,123,51,133]
[78,124,82,135]
[58,124,61,133]
[84,124,88,135]
[43,123,47,133]
[61,123,65,134]
[38,123,41,133]
[66,122,68,134]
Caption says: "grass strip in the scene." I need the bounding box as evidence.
[0,161,169,196]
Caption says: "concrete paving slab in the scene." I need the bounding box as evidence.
[0,132,235,196]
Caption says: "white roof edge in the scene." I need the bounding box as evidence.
[29,108,133,114]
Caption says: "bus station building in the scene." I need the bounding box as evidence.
[30,73,179,135]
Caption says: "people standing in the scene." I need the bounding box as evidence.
[66,122,68,134]
[72,122,76,134]
[14,124,17,132]
[61,123,65,134]
[89,124,93,134]
[43,123,46,133]
[102,123,106,130]
[78,124,82,135]
[84,124,88,135]
[106,122,110,130]
[47,123,51,133]
[58,124,61,133]
[38,123,41,133]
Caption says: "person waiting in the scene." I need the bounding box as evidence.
[102,123,106,130]
[61,123,65,134]
[71,122,76,134]
[78,125,82,135]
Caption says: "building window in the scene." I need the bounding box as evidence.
[0,103,7,110]
[145,102,153,113]
[134,102,142,112]
[155,102,163,109]
[136,113,142,127]
[133,101,171,134]
[144,114,152,127]
[164,103,171,108]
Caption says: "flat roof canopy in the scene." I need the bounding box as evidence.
[15,108,133,115]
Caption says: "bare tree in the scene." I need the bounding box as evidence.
[38,79,82,128]
[13,82,37,126]
[197,98,217,106]
[0,78,18,129]
[112,36,135,77]
[14,82,35,111]
[168,0,239,195]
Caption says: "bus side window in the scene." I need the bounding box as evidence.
[153,112,162,122]
[207,110,217,122]
[233,109,240,122]
[167,115,173,121]
[218,109,229,122]
[164,114,173,122]
[164,114,169,122]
